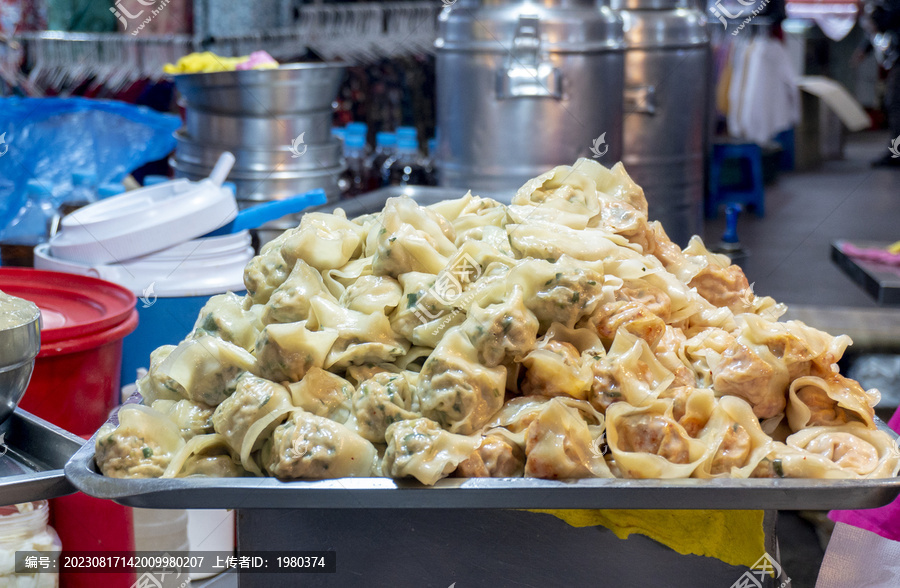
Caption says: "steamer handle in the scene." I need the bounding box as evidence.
[496,15,563,100]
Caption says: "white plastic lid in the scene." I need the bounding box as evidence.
[34,231,251,297]
[49,177,238,265]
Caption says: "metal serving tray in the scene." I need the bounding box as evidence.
[831,240,900,306]
[307,185,513,219]
[66,405,900,511]
[0,409,84,506]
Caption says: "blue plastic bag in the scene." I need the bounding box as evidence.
[0,97,180,230]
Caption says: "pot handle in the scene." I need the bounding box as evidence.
[496,15,562,99]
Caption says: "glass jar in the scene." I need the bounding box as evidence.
[0,501,62,587]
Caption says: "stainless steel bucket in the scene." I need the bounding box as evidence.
[615,0,710,246]
[172,158,344,202]
[174,132,343,173]
[174,62,346,116]
[173,62,347,207]
[184,109,335,147]
[0,297,40,425]
[435,0,625,192]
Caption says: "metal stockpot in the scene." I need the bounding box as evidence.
[174,132,343,173]
[435,0,625,192]
[184,109,334,147]
[172,159,344,202]
[174,63,346,116]
[615,0,710,246]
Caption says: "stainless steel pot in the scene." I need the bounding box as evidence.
[174,63,347,116]
[172,159,344,202]
[184,109,335,147]
[614,0,710,246]
[435,0,625,192]
[174,132,343,173]
[0,298,40,425]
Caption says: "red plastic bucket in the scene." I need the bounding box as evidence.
[51,435,137,588]
[0,268,138,436]
[22,310,138,435]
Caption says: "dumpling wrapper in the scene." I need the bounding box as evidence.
[786,424,900,478]
[155,336,258,406]
[693,396,774,478]
[288,367,354,423]
[163,433,244,478]
[787,374,878,432]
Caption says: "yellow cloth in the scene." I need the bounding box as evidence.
[527,509,765,568]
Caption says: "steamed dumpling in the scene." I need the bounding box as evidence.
[263,410,377,479]
[154,336,258,406]
[350,371,421,443]
[382,417,481,485]
[212,374,293,453]
[95,405,185,479]
[417,328,506,434]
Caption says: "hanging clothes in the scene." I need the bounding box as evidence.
[726,36,752,139]
[727,35,800,144]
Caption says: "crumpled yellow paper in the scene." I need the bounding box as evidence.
[526,509,765,568]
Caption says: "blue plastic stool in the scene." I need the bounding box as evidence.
[773,128,795,171]
[706,142,765,219]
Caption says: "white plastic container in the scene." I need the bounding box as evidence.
[132,508,192,587]
[34,231,253,385]
[187,510,235,580]
[0,501,61,587]
[49,153,238,265]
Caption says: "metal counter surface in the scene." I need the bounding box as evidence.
[0,409,84,505]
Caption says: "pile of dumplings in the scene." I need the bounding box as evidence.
[95,159,900,485]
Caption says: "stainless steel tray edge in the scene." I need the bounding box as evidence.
[0,409,85,506]
[308,186,513,219]
[65,410,900,511]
